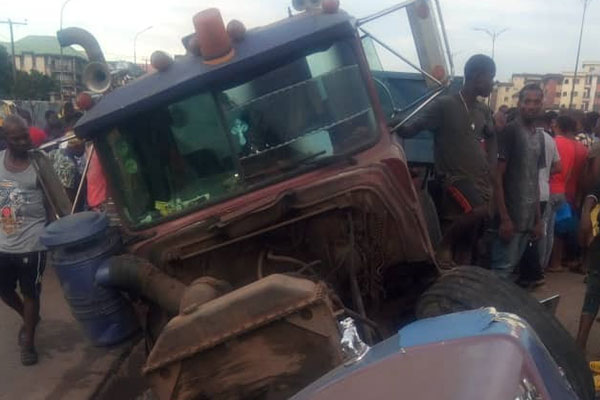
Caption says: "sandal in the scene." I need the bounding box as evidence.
[18,316,41,346]
[20,346,38,366]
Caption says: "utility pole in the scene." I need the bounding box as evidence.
[133,26,153,66]
[0,19,28,84]
[569,0,592,110]
[473,28,507,108]
[473,27,509,62]
[60,0,75,102]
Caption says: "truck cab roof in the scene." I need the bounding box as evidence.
[75,11,355,139]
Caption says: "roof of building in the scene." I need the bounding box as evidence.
[512,73,544,79]
[0,35,87,59]
[562,71,600,78]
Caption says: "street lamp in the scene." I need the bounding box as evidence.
[60,0,73,31]
[59,0,74,102]
[569,0,593,110]
[133,26,153,66]
[473,27,509,62]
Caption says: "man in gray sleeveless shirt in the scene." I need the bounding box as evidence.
[0,115,48,366]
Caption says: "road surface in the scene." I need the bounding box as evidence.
[0,267,597,399]
[0,267,133,400]
[534,270,600,360]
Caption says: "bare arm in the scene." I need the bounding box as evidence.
[392,98,443,138]
[532,172,544,240]
[582,156,600,196]
[392,122,423,138]
[581,196,597,229]
[551,160,562,175]
[580,194,598,246]
[486,132,499,181]
[495,160,510,222]
[536,181,541,222]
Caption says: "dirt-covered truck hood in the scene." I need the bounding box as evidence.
[129,142,434,268]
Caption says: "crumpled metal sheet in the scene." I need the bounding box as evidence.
[144,274,331,374]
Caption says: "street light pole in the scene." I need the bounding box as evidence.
[0,19,28,86]
[569,0,592,110]
[133,26,153,66]
[473,27,509,62]
[59,0,74,102]
[59,0,73,31]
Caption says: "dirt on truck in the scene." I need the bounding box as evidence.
[35,1,593,399]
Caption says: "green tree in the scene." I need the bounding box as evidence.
[12,70,59,101]
[0,46,11,98]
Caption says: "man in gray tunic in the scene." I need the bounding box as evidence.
[0,115,49,365]
[492,84,545,279]
[396,54,500,266]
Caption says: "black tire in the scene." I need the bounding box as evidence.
[416,266,594,400]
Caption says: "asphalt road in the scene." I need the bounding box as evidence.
[0,267,129,400]
[0,266,597,399]
[534,270,600,360]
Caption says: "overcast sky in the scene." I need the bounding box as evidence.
[2,0,600,81]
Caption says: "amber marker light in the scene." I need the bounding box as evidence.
[193,8,235,65]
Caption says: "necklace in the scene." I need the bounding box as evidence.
[459,90,476,132]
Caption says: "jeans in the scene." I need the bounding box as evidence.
[539,193,566,269]
[491,233,531,279]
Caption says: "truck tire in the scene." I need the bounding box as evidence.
[416,266,594,400]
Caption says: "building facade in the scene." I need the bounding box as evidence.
[1,36,88,99]
[491,61,600,113]
[558,62,600,111]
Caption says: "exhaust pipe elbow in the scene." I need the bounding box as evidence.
[96,255,186,316]
[96,255,231,317]
[57,27,106,63]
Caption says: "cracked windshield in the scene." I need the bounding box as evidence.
[98,40,378,226]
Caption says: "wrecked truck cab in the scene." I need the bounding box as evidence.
[73,9,436,274]
[75,11,424,237]
[68,8,440,398]
[59,3,594,400]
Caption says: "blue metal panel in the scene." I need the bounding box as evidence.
[293,309,578,400]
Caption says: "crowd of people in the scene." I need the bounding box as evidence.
[2,54,600,367]
[397,54,600,353]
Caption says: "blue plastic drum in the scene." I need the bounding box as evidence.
[41,212,138,346]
